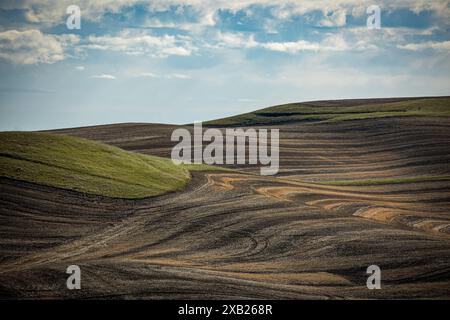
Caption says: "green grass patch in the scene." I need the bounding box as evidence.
[318,175,450,186]
[0,132,219,198]
[205,97,450,126]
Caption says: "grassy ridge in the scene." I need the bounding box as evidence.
[0,132,214,198]
[206,97,450,126]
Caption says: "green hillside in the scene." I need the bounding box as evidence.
[205,97,450,126]
[0,132,213,198]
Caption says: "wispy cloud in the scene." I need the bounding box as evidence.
[166,73,191,79]
[398,40,450,51]
[213,32,258,49]
[84,30,196,58]
[136,72,158,78]
[133,72,191,79]
[214,32,351,53]
[91,74,116,80]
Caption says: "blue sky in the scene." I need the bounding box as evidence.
[0,0,449,130]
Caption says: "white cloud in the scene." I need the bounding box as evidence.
[1,0,448,29]
[84,30,196,58]
[0,1,448,66]
[167,73,191,79]
[131,71,191,79]
[0,0,144,26]
[397,40,450,51]
[214,32,258,49]
[214,32,351,53]
[342,26,449,52]
[261,40,320,53]
[75,65,85,71]
[91,74,116,79]
[0,29,79,64]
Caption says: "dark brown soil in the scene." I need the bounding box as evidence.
[1,116,450,299]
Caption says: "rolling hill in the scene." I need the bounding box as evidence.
[1,97,450,299]
[0,132,213,198]
[205,96,450,126]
